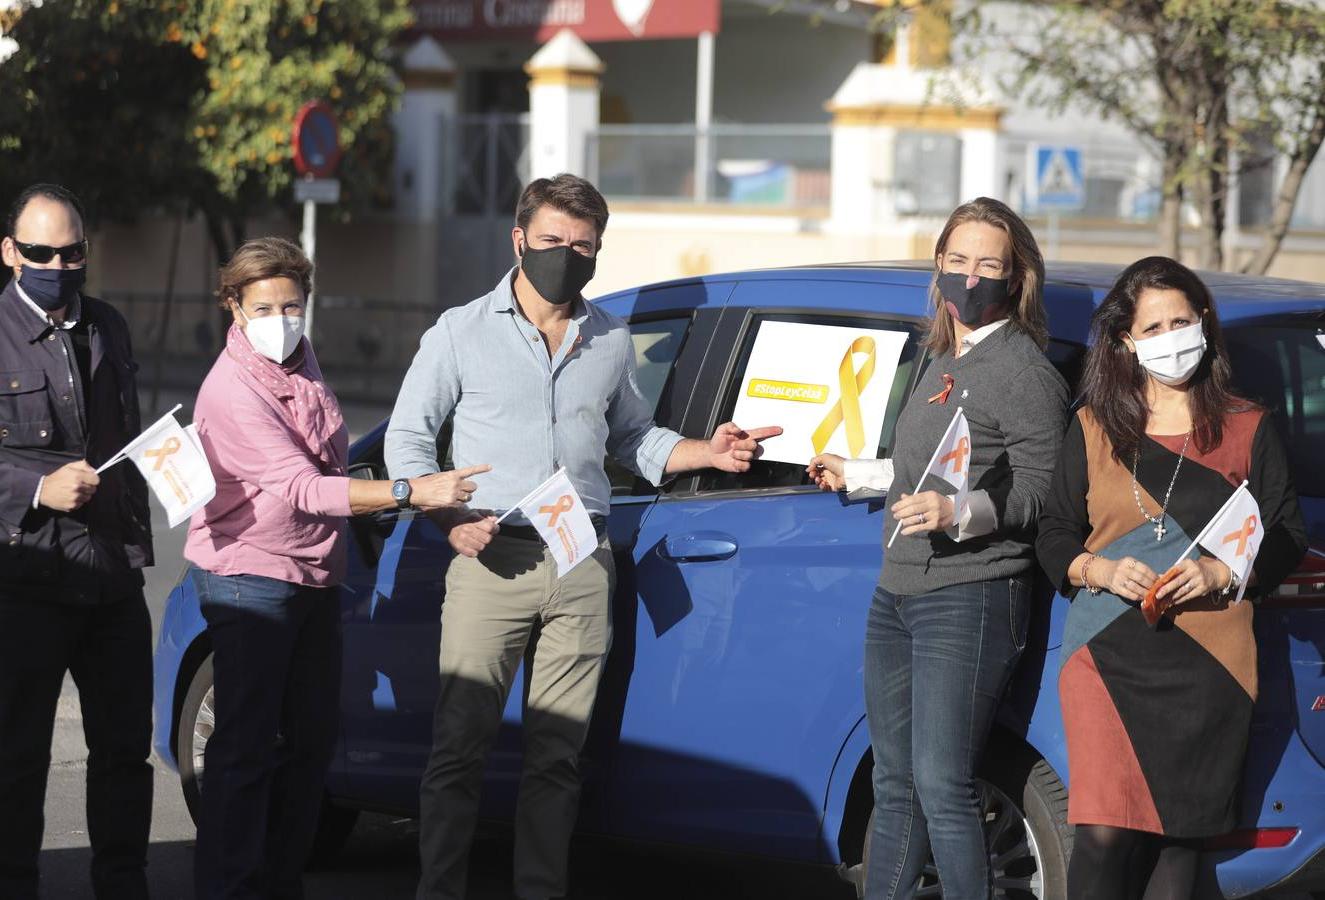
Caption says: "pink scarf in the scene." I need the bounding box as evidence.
[225,323,346,473]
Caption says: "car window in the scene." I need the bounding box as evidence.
[347,421,453,482]
[1225,320,1325,498]
[607,316,692,496]
[696,313,921,494]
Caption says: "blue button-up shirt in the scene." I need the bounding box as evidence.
[384,269,684,522]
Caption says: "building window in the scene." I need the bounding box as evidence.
[895,131,962,216]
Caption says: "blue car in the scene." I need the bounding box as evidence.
[153,262,1325,898]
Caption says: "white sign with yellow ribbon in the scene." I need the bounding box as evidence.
[731,322,909,466]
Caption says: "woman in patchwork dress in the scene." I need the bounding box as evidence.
[1037,256,1307,899]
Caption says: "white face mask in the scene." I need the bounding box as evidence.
[1128,320,1207,386]
[237,305,305,363]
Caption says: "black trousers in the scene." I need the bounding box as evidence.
[0,589,154,900]
[191,568,342,900]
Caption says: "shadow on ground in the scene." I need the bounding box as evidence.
[37,813,855,900]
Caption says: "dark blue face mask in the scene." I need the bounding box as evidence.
[18,265,86,312]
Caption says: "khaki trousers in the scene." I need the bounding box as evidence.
[416,531,614,900]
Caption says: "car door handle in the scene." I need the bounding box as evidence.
[660,532,738,562]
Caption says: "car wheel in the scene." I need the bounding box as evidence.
[174,653,361,867]
[854,748,1070,899]
[176,655,214,823]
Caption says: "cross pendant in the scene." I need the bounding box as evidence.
[1154,522,1166,541]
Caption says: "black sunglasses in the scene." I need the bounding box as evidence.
[13,239,88,265]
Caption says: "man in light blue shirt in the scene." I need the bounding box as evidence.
[386,174,778,900]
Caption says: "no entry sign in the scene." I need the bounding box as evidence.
[292,101,342,179]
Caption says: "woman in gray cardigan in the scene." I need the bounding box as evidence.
[809,197,1069,900]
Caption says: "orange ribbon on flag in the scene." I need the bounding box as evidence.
[144,437,181,472]
[539,495,575,527]
[1221,515,1259,557]
[939,436,971,476]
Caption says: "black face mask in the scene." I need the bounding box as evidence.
[519,242,596,306]
[936,271,1010,327]
[18,264,86,312]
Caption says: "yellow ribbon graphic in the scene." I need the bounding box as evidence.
[810,336,877,456]
[144,436,181,472]
[539,495,575,527]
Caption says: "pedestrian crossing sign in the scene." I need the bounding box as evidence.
[1027,145,1085,211]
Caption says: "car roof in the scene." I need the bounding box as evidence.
[612,260,1325,322]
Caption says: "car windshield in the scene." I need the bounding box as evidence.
[1224,318,1325,498]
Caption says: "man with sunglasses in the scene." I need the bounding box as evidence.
[0,183,154,900]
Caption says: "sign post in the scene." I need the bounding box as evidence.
[291,101,342,340]
[1026,144,1085,261]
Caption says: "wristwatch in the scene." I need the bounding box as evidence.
[391,478,413,510]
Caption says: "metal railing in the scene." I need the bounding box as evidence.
[102,291,438,403]
[586,124,832,211]
[1000,134,1163,222]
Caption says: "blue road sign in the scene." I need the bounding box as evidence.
[1029,145,1085,211]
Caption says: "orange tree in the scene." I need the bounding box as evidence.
[179,0,412,259]
[0,0,412,261]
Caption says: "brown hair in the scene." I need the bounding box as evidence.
[215,236,312,310]
[1081,255,1254,462]
[515,174,610,245]
[925,196,1048,354]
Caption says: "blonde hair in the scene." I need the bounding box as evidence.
[924,197,1047,355]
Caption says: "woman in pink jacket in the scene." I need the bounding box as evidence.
[185,237,486,900]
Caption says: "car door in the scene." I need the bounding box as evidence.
[601,277,927,862]
[334,283,726,818]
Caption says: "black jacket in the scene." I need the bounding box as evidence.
[0,281,153,603]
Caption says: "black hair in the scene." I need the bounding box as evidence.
[6,183,85,238]
[1081,255,1254,461]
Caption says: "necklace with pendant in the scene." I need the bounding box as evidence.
[1131,431,1191,541]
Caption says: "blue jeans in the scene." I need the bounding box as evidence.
[190,567,342,900]
[863,577,1030,900]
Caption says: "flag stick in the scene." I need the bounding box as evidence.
[887,407,964,549]
[495,467,567,524]
[1169,480,1250,570]
[96,403,183,474]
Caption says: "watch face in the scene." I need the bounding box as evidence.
[392,480,409,501]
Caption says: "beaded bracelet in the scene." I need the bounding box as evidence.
[1081,555,1102,595]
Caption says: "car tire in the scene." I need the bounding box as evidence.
[853,745,1070,899]
[174,653,361,868]
[176,655,214,823]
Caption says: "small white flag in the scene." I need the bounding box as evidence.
[497,468,597,577]
[1175,480,1262,604]
[888,407,972,548]
[98,405,217,528]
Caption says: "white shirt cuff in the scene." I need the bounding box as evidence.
[842,458,894,499]
[32,476,44,510]
[947,489,997,542]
